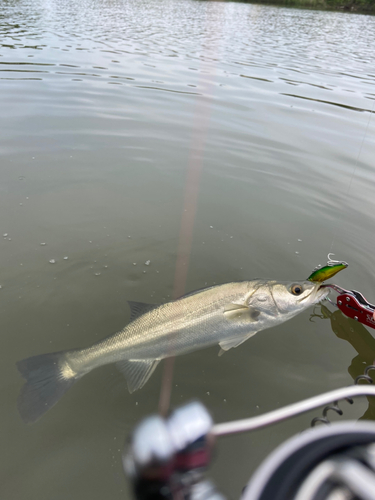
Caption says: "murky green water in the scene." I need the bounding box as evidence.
[1,0,375,498]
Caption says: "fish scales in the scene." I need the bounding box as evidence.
[68,281,259,371]
[16,279,328,423]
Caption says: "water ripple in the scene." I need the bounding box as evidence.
[281,93,374,113]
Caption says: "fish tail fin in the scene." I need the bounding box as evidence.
[17,352,76,424]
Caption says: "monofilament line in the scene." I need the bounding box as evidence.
[329,96,375,255]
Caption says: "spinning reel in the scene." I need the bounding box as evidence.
[123,386,375,500]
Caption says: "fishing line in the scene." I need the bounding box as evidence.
[157,11,375,417]
[158,2,223,417]
[328,95,375,256]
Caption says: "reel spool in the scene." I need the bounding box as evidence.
[243,421,375,500]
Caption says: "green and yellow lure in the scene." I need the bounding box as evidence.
[307,254,348,283]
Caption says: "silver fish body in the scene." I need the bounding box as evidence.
[17,279,327,423]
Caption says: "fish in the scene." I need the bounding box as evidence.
[17,279,328,423]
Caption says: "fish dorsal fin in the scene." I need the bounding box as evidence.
[178,285,217,299]
[128,301,156,322]
[218,331,258,356]
[116,359,160,393]
[223,303,260,323]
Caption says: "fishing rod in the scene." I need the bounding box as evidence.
[123,386,375,500]
[123,263,375,500]
[124,291,375,498]
[148,25,375,500]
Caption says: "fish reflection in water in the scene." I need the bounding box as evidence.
[17,279,327,423]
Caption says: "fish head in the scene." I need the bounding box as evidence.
[271,280,329,314]
[248,280,329,317]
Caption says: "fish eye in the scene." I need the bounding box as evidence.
[290,284,303,296]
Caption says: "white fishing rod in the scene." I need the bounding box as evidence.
[124,385,375,500]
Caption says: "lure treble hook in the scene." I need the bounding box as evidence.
[327,253,348,266]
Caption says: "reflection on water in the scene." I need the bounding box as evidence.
[1,0,375,498]
[314,303,375,421]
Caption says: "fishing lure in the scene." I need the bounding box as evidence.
[307,253,348,283]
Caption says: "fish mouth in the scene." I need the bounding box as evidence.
[298,282,329,304]
[312,283,330,303]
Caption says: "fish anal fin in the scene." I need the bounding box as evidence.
[116,359,160,393]
[223,303,260,323]
[218,331,258,354]
[128,301,156,322]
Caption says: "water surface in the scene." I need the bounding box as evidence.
[1,0,375,498]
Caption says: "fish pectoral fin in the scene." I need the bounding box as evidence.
[116,359,160,393]
[218,331,258,355]
[223,303,260,323]
[128,301,156,321]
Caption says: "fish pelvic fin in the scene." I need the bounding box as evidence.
[116,359,160,393]
[218,331,259,355]
[17,352,76,424]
